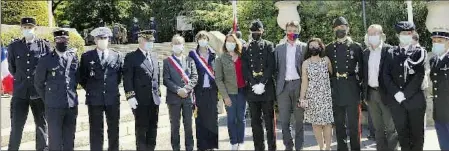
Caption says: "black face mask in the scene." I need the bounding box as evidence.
[335,29,347,39]
[56,42,68,52]
[251,33,262,41]
[310,48,321,56]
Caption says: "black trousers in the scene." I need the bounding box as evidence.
[88,105,120,151]
[390,103,425,151]
[333,104,361,151]
[46,106,78,151]
[8,97,47,151]
[132,103,159,151]
[248,100,276,151]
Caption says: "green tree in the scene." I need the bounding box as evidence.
[1,1,50,26]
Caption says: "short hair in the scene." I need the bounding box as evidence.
[285,20,300,30]
[171,34,185,44]
[222,34,243,56]
[413,33,419,41]
[304,38,326,60]
[195,31,209,41]
[368,24,383,33]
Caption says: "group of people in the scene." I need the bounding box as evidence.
[5,14,449,151]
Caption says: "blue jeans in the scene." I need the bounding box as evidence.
[435,122,449,150]
[226,88,246,145]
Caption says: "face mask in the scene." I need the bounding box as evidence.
[198,40,208,47]
[399,35,413,45]
[368,35,381,46]
[251,33,262,41]
[96,39,108,50]
[145,42,154,51]
[226,42,236,51]
[172,44,184,54]
[335,29,347,39]
[22,29,34,38]
[310,48,321,56]
[432,43,446,56]
[56,42,68,52]
[287,33,299,41]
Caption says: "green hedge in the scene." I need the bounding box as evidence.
[1,1,52,26]
[1,27,85,58]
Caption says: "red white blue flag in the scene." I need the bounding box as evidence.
[1,47,13,94]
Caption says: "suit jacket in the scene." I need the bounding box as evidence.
[361,44,391,104]
[79,49,123,106]
[188,49,217,91]
[163,55,198,105]
[274,41,306,96]
[123,49,161,105]
[7,38,51,99]
[34,50,79,108]
[429,55,449,122]
[382,45,426,109]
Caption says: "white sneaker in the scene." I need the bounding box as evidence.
[231,144,238,150]
[237,143,242,150]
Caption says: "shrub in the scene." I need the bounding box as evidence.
[1,27,86,58]
[1,1,51,26]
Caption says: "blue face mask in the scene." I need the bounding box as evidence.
[22,29,34,38]
[399,35,413,46]
[432,43,446,56]
[144,42,154,51]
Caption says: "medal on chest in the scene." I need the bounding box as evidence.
[89,61,95,77]
[51,67,57,77]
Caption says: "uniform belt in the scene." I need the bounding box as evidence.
[285,79,299,82]
[252,71,263,77]
[369,86,379,90]
[333,72,355,79]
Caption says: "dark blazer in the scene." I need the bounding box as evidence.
[188,49,217,91]
[79,49,123,106]
[123,49,161,106]
[7,38,51,99]
[382,45,426,109]
[362,44,391,104]
[163,55,198,105]
[429,55,449,123]
[34,50,79,108]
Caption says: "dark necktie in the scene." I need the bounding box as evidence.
[26,43,31,50]
[401,48,406,54]
[101,51,105,65]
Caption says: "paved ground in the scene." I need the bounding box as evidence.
[0,43,441,150]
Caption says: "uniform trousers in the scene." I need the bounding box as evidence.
[333,103,361,151]
[133,103,159,151]
[88,105,120,151]
[8,97,47,151]
[46,106,78,151]
[248,99,276,151]
[435,122,449,150]
[389,103,425,151]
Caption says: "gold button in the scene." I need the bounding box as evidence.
[399,75,403,78]
[400,64,403,66]
[27,76,30,79]
[435,95,438,98]
[334,61,337,63]
[26,69,30,71]
[346,66,348,68]
[400,86,403,89]
[27,54,30,57]
[434,80,437,83]
[434,88,438,91]
[27,61,30,64]
[434,73,437,76]
[334,55,336,58]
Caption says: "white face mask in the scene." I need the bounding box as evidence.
[399,35,413,46]
[172,44,184,54]
[226,42,236,51]
[368,35,381,46]
[145,42,154,51]
[198,40,208,47]
[22,29,35,39]
[97,39,108,50]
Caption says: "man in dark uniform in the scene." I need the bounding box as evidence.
[241,20,276,151]
[382,21,426,151]
[7,17,50,151]
[123,30,161,151]
[34,28,79,151]
[325,16,363,151]
[79,27,123,151]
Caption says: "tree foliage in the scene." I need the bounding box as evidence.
[1,1,50,26]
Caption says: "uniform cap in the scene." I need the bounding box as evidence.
[250,20,264,31]
[333,16,348,28]
[53,28,69,37]
[395,21,416,33]
[21,17,36,26]
[138,30,155,40]
[90,27,113,38]
[426,2,449,39]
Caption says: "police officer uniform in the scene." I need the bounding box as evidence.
[383,21,426,151]
[241,20,276,151]
[324,16,363,151]
[79,27,122,151]
[7,17,50,151]
[123,30,161,151]
[34,29,79,151]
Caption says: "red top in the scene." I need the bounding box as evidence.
[234,57,246,88]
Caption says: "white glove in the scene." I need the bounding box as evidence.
[128,97,138,109]
[177,88,189,98]
[253,83,266,95]
[394,92,406,103]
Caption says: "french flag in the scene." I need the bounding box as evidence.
[1,47,13,94]
[232,0,237,32]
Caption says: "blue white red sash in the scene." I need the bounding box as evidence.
[168,55,190,84]
[189,49,215,79]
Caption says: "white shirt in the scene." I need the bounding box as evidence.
[285,43,300,80]
[200,51,211,88]
[97,49,109,60]
[368,44,383,87]
[139,47,152,61]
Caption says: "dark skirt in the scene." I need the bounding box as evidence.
[195,87,219,150]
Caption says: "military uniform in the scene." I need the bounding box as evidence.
[241,20,276,151]
[7,17,50,151]
[325,16,363,151]
[383,21,426,151]
[78,27,122,151]
[34,29,79,151]
[123,30,161,151]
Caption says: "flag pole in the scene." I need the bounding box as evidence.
[406,1,414,23]
[232,0,237,33]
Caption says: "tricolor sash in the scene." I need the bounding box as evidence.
[189,50,215,80]
[168,55,190,84]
